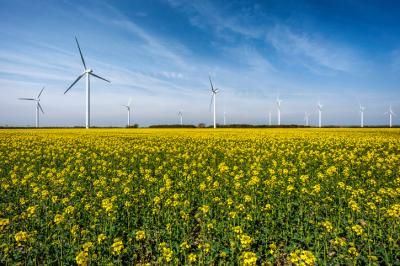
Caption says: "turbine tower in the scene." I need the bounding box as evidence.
[18,87,45,128]
[317,102,323,128]
[268,111,272,126]
[122,98,132,127]
[178,110,183,126]
[385,105,396,128]
[304,112,309,127]
[359,105,365,128]
[209,76,219,128]
[276,97,282,126]
[64,37,110,129]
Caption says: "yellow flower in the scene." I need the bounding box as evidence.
[180,241,190,250]
[76,250,88,266]
[159,242,173,262]
[82,241,93,251]
[26,205,37,217]
[289,249,316,266]
[97,234,107,244]
[321,221,333,233]
[135,230,146,241]
[199,205,209,214]
[351,224,364,236]
[0,218,10,230]
[15,231,29,243]
[54,214,64,224]
[348,247,359,257]
[239,234,253,249]
[111,238,124,256]
[188,253,197,263]
[240,251,257,266]
[64,205,75,215]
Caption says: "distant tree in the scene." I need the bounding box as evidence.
[198,123,206,128]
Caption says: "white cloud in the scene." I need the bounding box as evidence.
[265,25,362,73]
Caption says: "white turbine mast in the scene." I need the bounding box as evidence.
[268,111,272,126]
[359,104,365,128]
[18,87,45,128]
[276,97,282,126]
[178,110,183,126]
[122,98,132,127]
[64,37,110,129]
[223,106,226,126]
[209,76,219,128]
[317,101,323,128]
[385,105,396,128]
[304,111,310,127]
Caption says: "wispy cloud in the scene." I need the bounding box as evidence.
[265,25,363,73]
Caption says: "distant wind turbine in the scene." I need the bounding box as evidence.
[18,87,45,128]
[359,105,365,128]
[178,110,183,126]
[223,110,226,126]
[317,101,323,128]
[276,97,282,126]
[268,111,272,126]
[122,98,132,127]
[209,76,219,128]
[304,112,310,127]
[385,105,396,128]
[64,37,110,129]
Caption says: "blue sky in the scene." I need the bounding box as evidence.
[0,0,399,126]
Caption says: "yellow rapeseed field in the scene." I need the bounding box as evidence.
[0,128,399,265]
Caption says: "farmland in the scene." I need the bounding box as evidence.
[0,128,399,265]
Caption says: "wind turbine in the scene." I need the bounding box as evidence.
[359,105,365,128]
[209,76,219,128]
[317,101,323,128]
[268,111,272,126]
[223,110,226,126]
[122,98,132,127]
[18,87,45,128]
[385,105,396,128]
[276,97,282,126]
[178,110,183,126]
[64,37,110,129]
[304,112,310,127]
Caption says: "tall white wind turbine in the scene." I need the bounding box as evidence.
[64,37,110,129]
[304,112,310,127]
[18,87,45,128]
[385,105,396,128]
[276,97,282,126]
[359,105,365,128]
[178,110,183,126]
[317,102,323,128]
[209,76,219,128]
[122,98,132,127]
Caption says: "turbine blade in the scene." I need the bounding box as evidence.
[64,73,85,94]
[209,94,214,111]
[37,87,44,99]
[209,76,214,91]
[75,37,87,70]
[91,73,110,83]
[18,98,35,101]
[38,102,44,114]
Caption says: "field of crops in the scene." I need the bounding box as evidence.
[0,128,399,265]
